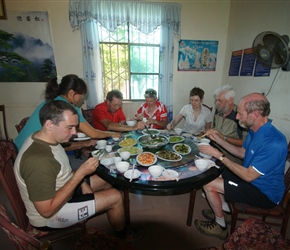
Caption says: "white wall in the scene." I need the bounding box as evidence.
[2,0,290,143]
[0,0,230,140]
[222,1,290,141]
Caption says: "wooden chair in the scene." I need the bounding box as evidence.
[202,103,213,112]
[0,203,135,250]
[81,108,94,126]
[15,116,30,133]
[229,167,290,238]
[0,204,52,250]
[0,140,87,243]
[0,105,9,140]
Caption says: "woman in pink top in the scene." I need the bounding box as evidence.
[135,89,168,129]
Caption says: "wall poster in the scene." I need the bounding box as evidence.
[0,11,56,82]
[178,39,218,71]
[228,50,242,76]
[240,48,256,76]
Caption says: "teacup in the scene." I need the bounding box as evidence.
[105,145,113,153]
[113,156,122,164]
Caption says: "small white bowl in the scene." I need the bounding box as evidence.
[77,132,86,138]
[124,169,141,179]
[174,128,183,135]
[115,161,130,173]
[97,140,107,149]
[91,150,100,158]
[112,137,120,142]
[199,152,212,159]
[148,165,164,178]
[195,159,209,171]
[200,138,210,144]
[126,120,136,126]
[113,156,122,164]
[100,158,114,167]
[119,151,131,160]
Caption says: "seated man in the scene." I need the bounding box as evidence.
[206,85,248,164]
[93,89,145,132]
[195,93,287,239]
[14,100,141,241]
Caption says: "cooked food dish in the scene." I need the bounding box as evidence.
[138,134,169,150]
[117,146,142,156]
[137,152,157,166]
[169,136,184,143]
[156,150,182,161]
[173,143,191,155]
[142,128,160,135]
[119,138,137,147]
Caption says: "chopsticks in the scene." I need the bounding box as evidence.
[199,133,208,138]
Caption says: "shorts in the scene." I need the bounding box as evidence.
[223,169,276,209]
[35,176,95,230]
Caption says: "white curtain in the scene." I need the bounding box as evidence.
[69,0,181,109]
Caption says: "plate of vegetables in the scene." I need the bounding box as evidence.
[172,143,191,155]
[117,146,143,156]
[155,150,182,162]
[169,135,184,144]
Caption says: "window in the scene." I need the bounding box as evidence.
[98,22,160,100]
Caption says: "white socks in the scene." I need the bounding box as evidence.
[222,201,230,213]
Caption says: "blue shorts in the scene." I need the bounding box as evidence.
[223,169,276,209]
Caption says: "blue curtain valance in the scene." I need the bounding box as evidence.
[69,0,181,38]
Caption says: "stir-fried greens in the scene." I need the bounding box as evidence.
[156,150,182,161]
[174,144,189,154]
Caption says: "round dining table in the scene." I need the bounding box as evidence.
[95,131,225,226]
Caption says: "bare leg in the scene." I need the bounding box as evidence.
[93,188,125,231]
[90,174,112,191]
[203,178,225,218]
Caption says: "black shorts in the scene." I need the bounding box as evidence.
[223,168,276,209]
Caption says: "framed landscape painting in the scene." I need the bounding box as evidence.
[0,0,7,19]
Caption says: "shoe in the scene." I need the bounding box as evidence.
[201,192,206,198]
[124,228,144,243]
[194,219,228,240]
[202,209,232,225]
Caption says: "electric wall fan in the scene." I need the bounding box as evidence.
[252,31,290,71]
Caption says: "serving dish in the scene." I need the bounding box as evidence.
[136,152,157,167]
[138,134,169,150]
[172,143,191,155]
[141,128,160,136]
[117,146,143,156]
[168,135,184,143]
[155,150,182,162]
[119,138,137,147]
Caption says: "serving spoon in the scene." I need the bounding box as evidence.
[144,124,157,139]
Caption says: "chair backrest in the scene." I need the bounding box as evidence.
[0,204,52,250]
[81,108,94,126]
[0,140,29,231]
[282,167,290,204]
[202,103,213,112]
[0,105,9,140]
[15,116,30,133]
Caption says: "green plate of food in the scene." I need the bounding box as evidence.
[169,135,184,144]
[172,143,191,155]
[117,146,143,156]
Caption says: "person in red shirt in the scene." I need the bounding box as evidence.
[93,89,145,132]
[135,88,168,129]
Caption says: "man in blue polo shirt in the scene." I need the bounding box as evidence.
[195,93,287,239]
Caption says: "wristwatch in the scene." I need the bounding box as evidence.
[219,154,225,161]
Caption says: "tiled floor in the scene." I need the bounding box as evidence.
[1,185,290,249]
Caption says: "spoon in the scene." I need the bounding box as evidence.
[144,125,157,139]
